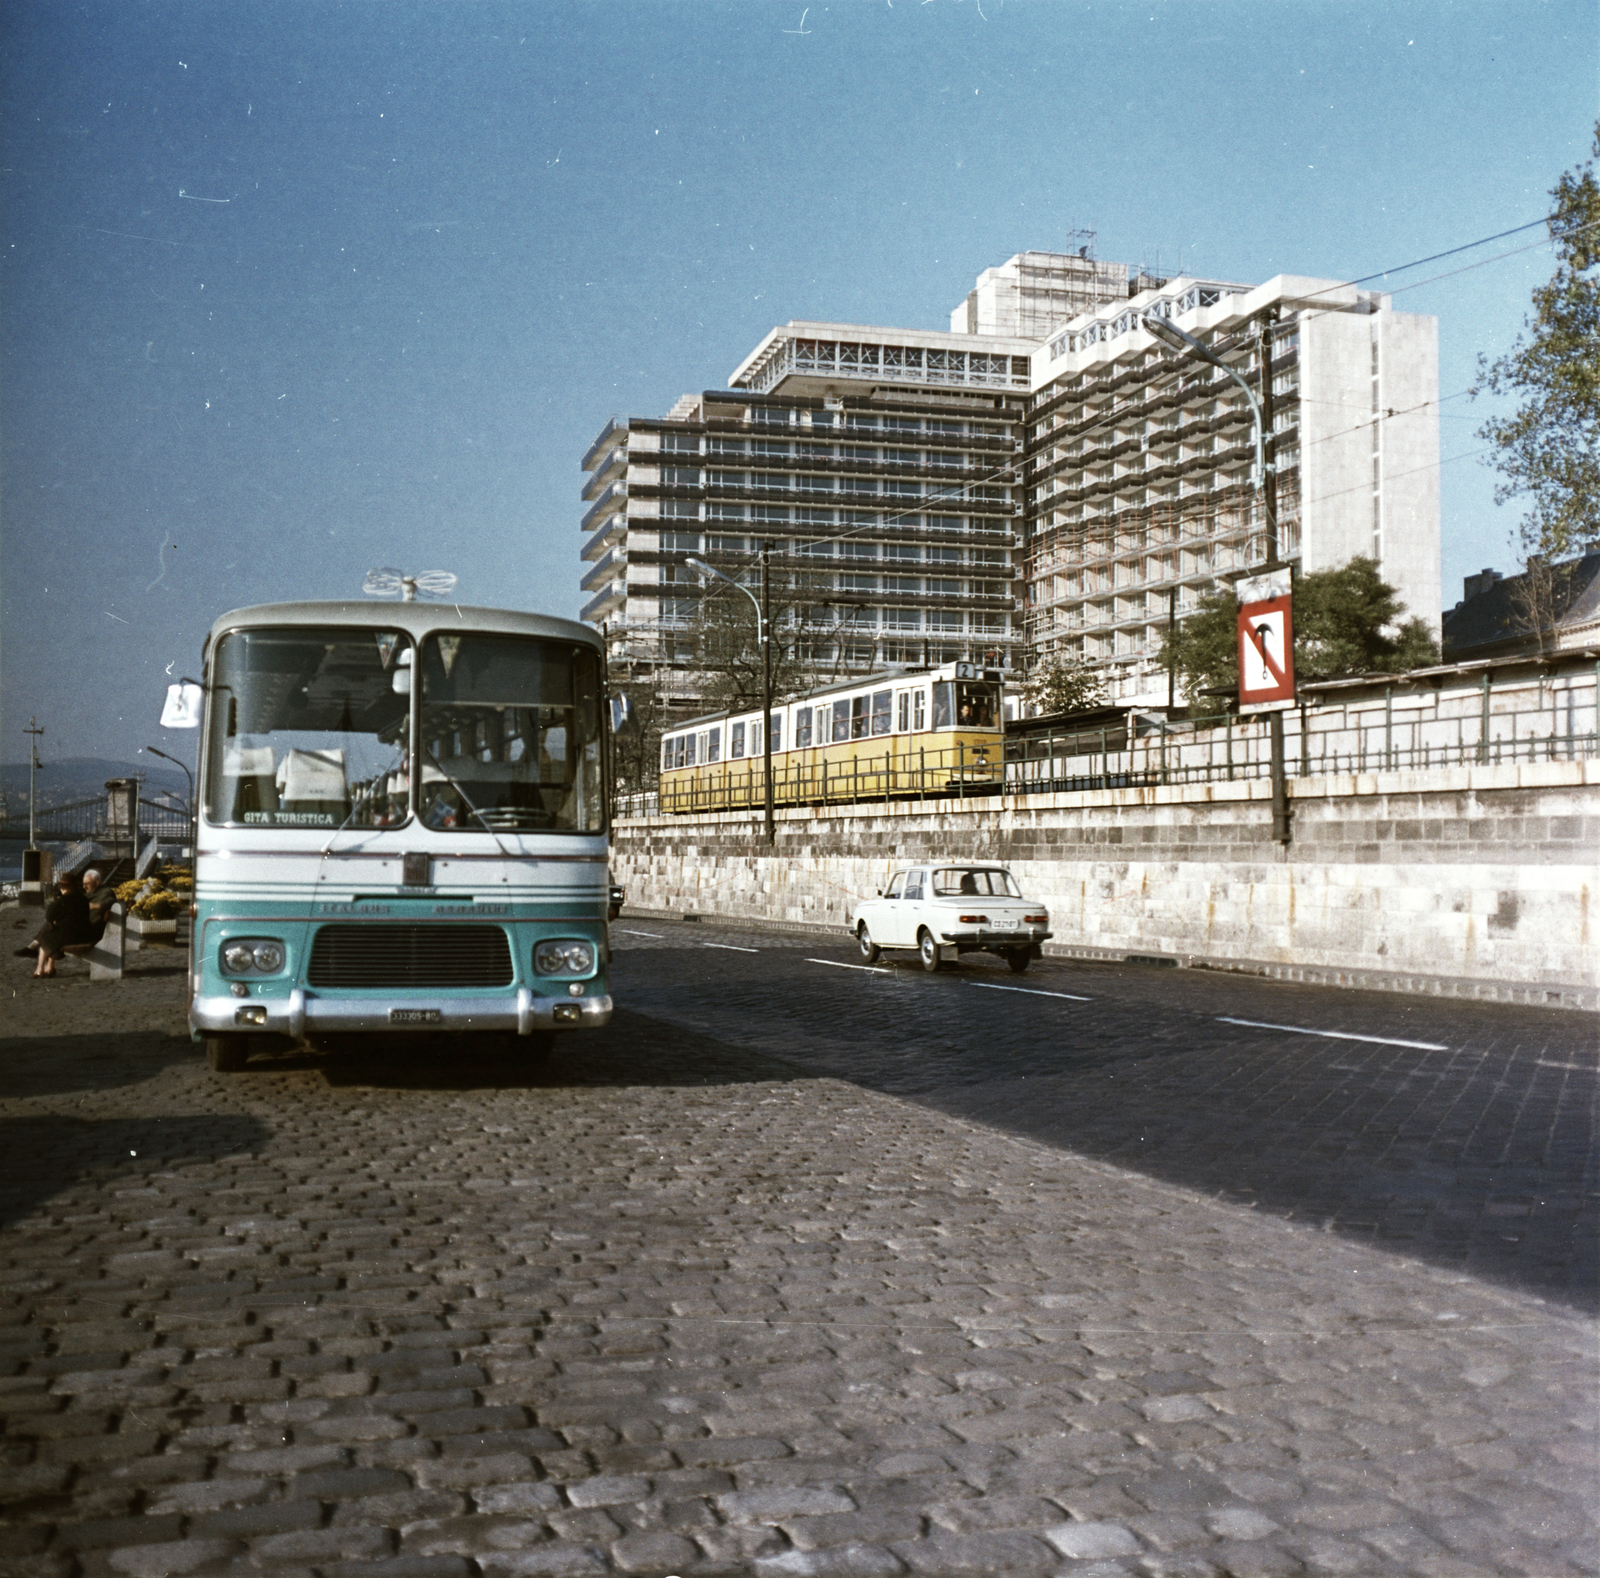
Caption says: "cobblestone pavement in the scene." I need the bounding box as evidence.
[1,926,1595,1578]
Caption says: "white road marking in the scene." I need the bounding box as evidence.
[614,928,663,938]
[967,982,1092,1002]
[1217,1016,1448,1052]
[807,958,886,973]
[1535,1058,1594,1071]
[703,942,759,953]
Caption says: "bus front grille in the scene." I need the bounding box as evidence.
[308,924,515,988]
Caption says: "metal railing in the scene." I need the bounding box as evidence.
[1007,674,1598,793]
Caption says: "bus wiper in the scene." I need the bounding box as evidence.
[421,745,513,859]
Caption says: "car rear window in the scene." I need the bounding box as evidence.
[932,868,1020,897]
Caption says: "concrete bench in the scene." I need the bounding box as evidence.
[61,902,126,982]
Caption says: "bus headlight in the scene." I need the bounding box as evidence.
[535,939,594,976]
[221,939,286,975]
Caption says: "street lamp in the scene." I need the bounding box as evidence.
[685,551,775,842]
[1145,311,1291,841]
[1143,313,1270,506]
[144,744,196,862]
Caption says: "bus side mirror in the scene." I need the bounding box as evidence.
[392,668,412,695]
[610,694,637,736]
[160,682,203,728]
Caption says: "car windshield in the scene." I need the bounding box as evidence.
[418,633,604,833]
[204,626,412,829]
[932,867,1021,897]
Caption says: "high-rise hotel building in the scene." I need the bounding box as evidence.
[580,250,1439,707]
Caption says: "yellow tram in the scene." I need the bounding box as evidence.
[659,663,1006,812]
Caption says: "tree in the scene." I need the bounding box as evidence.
[1158,557,1441,703]
[1022,654,1108,716]
[1475,124,1600,562]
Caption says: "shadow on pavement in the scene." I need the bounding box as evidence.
[617,942,1600,1318]
[268,1009,800,1092]
[0,1031,200,1098]
[0,1112,272,1228]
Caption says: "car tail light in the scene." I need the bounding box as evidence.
[1024,914,1048,924]
[958,914,988,924]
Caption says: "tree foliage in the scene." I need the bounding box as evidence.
[1476,124,1600,560]
[1159,557,1440,703]
[1021,654,1108,716]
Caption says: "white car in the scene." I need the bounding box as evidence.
[850,863,1052,974]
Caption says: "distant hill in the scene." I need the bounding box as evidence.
[0,755,192,813]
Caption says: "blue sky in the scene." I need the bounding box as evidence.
[3,0,1595,761]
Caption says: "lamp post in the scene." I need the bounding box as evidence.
[1143,312,1276,563]
[24,718,44,852]
[686,549,776,843]
[144,744,196,862]
[1145,310,1291,843]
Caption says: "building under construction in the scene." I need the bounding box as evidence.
[580,247,1440,714]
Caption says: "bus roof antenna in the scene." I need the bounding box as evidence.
[363,567,459,602]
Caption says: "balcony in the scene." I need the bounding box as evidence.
[581,445,628,499]
[582,512,627,562]
[580,480,628,536]
[581,416,628,473]
[580,547,626,593]
[580,579,627,623]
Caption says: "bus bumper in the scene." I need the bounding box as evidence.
[190,987,613,1039]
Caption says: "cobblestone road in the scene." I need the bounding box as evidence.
[1,922,1595,1578]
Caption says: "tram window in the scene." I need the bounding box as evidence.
[706,727,721,764]
[885,871,905,899]
[731,721,746,759]
[832,700,850,743]
[955,683,997,729]
[914,689,926,731]
[850,696,870,739]
[932,682,953,730]
[871,691,891,736]
[770,714,783,753]
[796,709,813,749]
[896,692,909,733]
[684,734,697,767]
[903,869,924,900]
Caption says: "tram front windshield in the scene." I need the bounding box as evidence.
[204,627,605,834]
[205,626,412,828]
[932,681,1000,730]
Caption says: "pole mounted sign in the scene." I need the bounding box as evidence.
[1236,567,1295,713]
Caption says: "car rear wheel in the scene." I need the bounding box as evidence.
[1006,947,1031,974]
[918,929,943,973]
[205,1035,250,1072]
[857,925,881,964]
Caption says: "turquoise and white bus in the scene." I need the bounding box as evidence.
[169,601,612,1070]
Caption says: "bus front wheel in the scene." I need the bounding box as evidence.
[205,1035,251,1072]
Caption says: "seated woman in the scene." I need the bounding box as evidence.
[18,872,93,978]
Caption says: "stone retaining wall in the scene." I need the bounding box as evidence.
[613,760,1599,1009]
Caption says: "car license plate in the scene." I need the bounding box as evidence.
[390,1008,442,1024]
[993,918,1019,930]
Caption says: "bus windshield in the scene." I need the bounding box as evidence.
[205,626,412,829]
[418,634,603,833]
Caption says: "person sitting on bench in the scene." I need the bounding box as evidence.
[17,872,92,978]
[83,869,115,941]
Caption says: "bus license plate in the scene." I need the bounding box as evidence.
[390,1008,442,1024]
